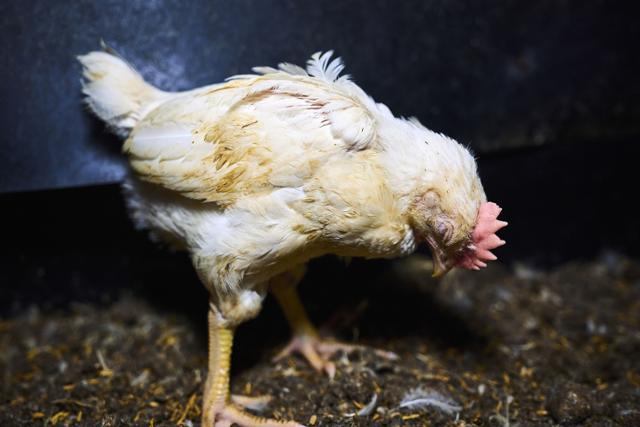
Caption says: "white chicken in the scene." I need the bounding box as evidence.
[79,49,506,427]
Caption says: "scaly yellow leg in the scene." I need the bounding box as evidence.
[202,306,303,427]
[271,277,319,339]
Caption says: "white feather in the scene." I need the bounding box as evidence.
[78,51,171,136]
[277,62,308,76]
[397,388,462,415]
[250,66,279,75]
[128,123,193,160]
[306,50,346,83]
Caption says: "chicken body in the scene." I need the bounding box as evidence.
[79,50,505,426]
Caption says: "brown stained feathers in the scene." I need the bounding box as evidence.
[125,75,376,209]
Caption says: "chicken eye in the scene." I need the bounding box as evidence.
[436,219,454,243]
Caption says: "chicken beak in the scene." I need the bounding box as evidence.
[432,258,450,278]
[425,236,453,278]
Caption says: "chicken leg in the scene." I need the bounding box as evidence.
[202,305,303,427]
[271,272,360,379]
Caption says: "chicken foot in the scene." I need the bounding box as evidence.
[271,275,372,379]
[202,306,304,427]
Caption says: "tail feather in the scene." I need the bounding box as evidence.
[78,51,169,137]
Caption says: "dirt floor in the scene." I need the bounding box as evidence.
[1,254,640,426]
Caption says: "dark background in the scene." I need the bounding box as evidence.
[1,0,638,315]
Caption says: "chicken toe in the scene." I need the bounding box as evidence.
[230,394,272,412]
[271,275,397,378]
[205,403,304,427]
[274,334,357,378]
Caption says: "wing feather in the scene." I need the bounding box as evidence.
[124,75,377,206]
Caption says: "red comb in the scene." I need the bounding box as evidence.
[457,202,507,270]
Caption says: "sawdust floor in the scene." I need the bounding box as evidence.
[2,255,640,426]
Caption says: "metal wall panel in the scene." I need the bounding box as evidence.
[1,0,637,192]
